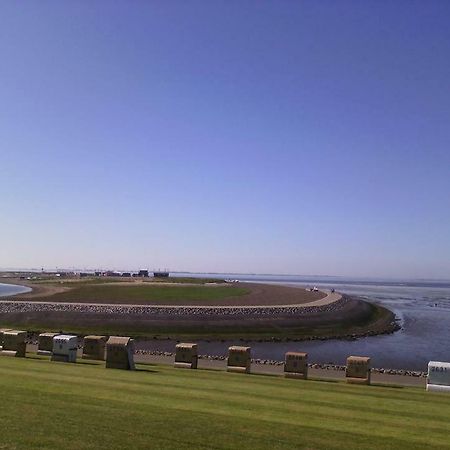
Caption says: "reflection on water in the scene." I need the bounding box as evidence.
[139,273,450,371]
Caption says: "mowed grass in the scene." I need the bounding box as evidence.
[1,357,449,450]
[38,284,249,304]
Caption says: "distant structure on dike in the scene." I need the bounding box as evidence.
[153,270,169,278]
[89,268,171,278]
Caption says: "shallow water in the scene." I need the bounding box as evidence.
[138,273,450,371]
[0,283,31,297]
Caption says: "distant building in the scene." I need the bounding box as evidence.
[106,271,120,277]
[121,272,131,277]
[153,271,169,278]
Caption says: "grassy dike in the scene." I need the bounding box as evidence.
[18,284,250,304]
[0,356,449,449]
[0,302,396,341]
[1,279,397,340]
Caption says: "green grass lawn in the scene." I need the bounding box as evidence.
[36,284,249,304]
[1,357,449,449]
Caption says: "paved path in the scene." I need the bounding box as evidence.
[140,354,425,388]
[294,290,342,307]
[24,344,425,388]
[0,290,342,310]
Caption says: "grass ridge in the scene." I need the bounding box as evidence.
[0,357,449,449]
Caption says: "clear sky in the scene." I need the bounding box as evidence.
[1,1,449,278]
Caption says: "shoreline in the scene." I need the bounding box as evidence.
[0,281,32,297]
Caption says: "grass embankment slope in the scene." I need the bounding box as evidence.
[1,357,449,450]
[0,304,394,341]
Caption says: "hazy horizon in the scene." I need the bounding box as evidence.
[1,267,450,284]
[1,2,449,279]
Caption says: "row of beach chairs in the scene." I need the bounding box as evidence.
[1,328,449,392]
[0,330,134,370]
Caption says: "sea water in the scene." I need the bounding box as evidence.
[0,283,31,297]
[139,273,450,371]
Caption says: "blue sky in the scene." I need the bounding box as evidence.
[1,1,449,278]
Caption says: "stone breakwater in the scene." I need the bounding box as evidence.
[135,350,427,378]
[0,296,350,317]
